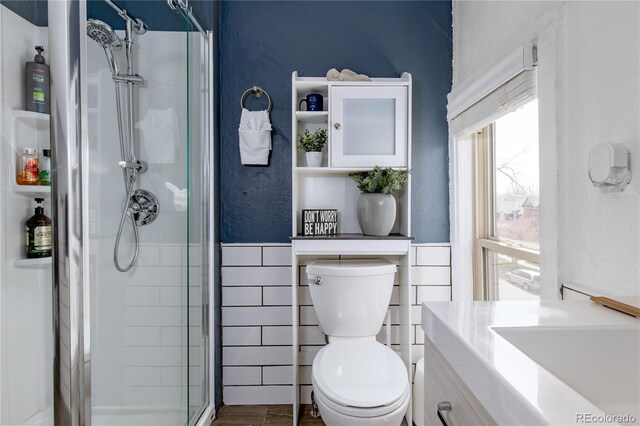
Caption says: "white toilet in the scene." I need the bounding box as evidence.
[306,259,410,426]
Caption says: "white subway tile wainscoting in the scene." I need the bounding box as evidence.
[91,242,203,408]
[221,243,451,405]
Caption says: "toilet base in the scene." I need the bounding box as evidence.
[313,384,409,426]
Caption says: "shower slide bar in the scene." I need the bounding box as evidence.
[167,0,207,36]
[105,0,147,34]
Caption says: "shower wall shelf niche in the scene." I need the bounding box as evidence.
[14,258,52,268]
[14,185,51,195]
[10,109,51,194]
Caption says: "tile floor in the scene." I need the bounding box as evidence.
[212,405,325,425]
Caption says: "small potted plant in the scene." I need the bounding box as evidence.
[297,128,327,167]
[349,166,410,236]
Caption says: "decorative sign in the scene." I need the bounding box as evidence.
[302,209,338,236]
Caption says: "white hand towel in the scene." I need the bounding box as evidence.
[238,108,272,165]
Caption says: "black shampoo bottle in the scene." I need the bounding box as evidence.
[25,46,50,114]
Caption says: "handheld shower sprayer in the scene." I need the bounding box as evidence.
[86,19,122,75]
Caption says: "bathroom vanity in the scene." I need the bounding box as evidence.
[290,72,414,424]
[421,301,640,425]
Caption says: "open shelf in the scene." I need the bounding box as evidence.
[291,232,413,240]
[14,257,52,268]
[14,184,51,195]
[295,111,328,124]
[11,109,50,122]
[294,166,410,174]
[293,75,410,87]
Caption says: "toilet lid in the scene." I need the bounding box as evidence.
[312,340,409,408]
[306,259,396,277]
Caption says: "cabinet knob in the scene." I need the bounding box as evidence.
[334,123,342,130]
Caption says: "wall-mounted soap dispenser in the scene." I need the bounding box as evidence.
[588,143,631,189]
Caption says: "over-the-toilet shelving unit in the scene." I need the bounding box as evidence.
[290,71,413,424]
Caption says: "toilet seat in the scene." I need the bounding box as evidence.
[313,376,410,418]
[312,339,409,414]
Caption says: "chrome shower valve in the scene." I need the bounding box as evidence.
[127,190,159,226]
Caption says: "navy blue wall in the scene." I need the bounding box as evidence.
[0,0,214,31]
[220,0,452,243]
[87,0,214,31]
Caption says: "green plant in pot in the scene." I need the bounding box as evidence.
[297,128,327,167]
[349,166,410,236]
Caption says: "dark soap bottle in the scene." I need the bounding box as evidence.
[25,46,50,114]
[25,198,52,258]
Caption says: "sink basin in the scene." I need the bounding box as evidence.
[492,326,640,420]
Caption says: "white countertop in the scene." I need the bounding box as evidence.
[421,300,640,425]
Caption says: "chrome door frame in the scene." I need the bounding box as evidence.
[49,0,91,424]
[191,27,216,426]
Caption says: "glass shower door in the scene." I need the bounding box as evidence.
[85,3,211,425]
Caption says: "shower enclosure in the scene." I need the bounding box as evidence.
[0,0,215,424]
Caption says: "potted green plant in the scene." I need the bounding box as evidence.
[349,166,410,236]
[297,128,327,167]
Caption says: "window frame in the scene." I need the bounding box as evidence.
[472,119,540,300]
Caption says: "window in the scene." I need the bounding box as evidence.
[473,100,540,301]
[448,44,546,302]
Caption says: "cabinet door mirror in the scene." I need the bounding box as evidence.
[343,98,396,155]
[331,86,407,167]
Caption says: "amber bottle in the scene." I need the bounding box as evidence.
[25,198,52,258]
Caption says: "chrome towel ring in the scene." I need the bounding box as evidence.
[240,86,272,112]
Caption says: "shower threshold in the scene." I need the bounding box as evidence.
[23,405,190,425]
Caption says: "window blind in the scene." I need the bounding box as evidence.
[449,68,538,136]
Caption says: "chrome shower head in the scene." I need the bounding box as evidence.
[87,19,123,75]
[87,19,122,49]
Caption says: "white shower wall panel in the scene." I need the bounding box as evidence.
[87,30,201,408]
[0,6,51,425]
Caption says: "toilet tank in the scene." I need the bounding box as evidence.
[306,259,397,338]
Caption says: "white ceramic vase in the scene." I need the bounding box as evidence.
[305,152,323,167]
[356,193,396,236]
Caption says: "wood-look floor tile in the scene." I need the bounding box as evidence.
[213,405,268,425]
[264,405,293,425]
[212,404,326,426]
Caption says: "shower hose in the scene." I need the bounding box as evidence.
[113,173,140,272]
